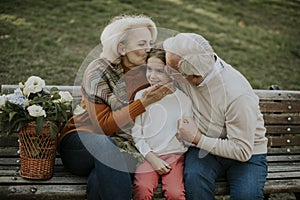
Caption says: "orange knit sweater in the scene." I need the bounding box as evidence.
[59,65,149,145]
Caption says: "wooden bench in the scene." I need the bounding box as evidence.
[1,85,300,200]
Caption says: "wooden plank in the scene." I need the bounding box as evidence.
[263,113,300,125]
[213,179,300,194]
[1,85,81,97]
[0,158,63,166]
[0,135,18,147]
[0,185,86,200]
[0,180,299,199]
[267,163,300,172]
[0,176,87,184]
[267,155,300,162]
[267,147,300,154]
[268,136,300,147]
[264,179,300,193]
[2,86,300,101]
[266,125,300,134]
[0,147,19,157]
[267,171,300,179]
[260,101,300,113]
[254,89,300,101]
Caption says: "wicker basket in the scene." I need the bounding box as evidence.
[18,122,58,180]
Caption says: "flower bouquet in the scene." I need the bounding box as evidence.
[0,76,73,179]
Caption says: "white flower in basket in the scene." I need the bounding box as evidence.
[0,76,73,138]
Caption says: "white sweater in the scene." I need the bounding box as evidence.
[132,88,192,157]
[179,56,268,162]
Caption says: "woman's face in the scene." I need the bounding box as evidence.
[146,57,171,86]
[122,27,153,69]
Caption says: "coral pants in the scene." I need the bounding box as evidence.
[133,154,185,200]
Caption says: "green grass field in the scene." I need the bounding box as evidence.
[1,0,299,90]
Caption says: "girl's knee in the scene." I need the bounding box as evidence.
[133,184,155,200]
[164,187,185,200]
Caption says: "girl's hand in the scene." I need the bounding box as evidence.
[145,152,171,175]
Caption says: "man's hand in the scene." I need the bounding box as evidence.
[145,152,171,175]
[177,117,202,145]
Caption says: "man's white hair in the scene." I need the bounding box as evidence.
[100,15,157,64]
[163,33,215,78]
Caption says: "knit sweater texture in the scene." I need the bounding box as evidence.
[178,56,268,162]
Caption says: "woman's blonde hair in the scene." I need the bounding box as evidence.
[100,15,157,64]
[163,33,215,78]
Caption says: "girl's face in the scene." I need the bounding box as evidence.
[146,57,171,86]
[122,27,153,69]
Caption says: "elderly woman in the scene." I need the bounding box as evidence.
[163,33,268,200]
[58,15,171,200]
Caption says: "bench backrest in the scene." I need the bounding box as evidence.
[1,85,300,160]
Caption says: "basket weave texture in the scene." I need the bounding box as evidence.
[18,122,57,180]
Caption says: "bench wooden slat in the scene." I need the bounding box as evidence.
[266,125,300,134]
[268,136,300,146]
[0,185,87,200]
[268,163,300,172]
[1,85,82,97]
[260,101,300,113]
[264,179,300,193]
[267,171,300,179]
[267,155,300,162]
[264,113,300,124]
[0,158,63,166]
[267,147,300,154]
[254,90,300,100]
[0,176,87,184]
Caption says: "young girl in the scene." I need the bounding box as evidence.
[132,48,192,200]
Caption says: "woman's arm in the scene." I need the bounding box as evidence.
[83,95,146,136]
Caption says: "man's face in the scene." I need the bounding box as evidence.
[165,52,181,71]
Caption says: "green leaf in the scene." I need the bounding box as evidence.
[9,112,17,121]
[50,87,59,92]
[52,93,61,100]
[49,122,58,139]
[36,117,45,135]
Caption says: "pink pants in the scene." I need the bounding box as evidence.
[133,154,185,200]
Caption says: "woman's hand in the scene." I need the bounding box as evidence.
[140,82,174,107]
[145,152,171,175]
[177,117,202,145]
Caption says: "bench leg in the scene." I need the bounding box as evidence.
[295,192,300,200]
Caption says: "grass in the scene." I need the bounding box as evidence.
[0,0,299,90]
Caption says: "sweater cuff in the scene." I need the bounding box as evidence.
[129,99,146,120]
[196,135,217,153]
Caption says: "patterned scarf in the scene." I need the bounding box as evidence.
[81,58,147,162]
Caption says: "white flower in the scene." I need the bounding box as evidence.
[73,105,85,115]
[58,91,73,103]
[18,82,24,89]
[23,76,46,96]
[0,95,7,108]
[27,105,46,117]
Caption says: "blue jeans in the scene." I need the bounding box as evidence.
[184,147,267,200]
[59,131,137,200]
